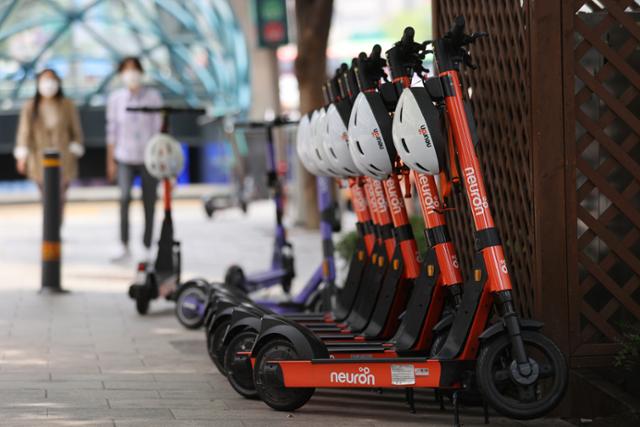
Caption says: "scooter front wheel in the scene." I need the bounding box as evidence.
[476,330,567,420]
[208,319,231,375]
[175,283,207,329]
[225,330,259,399]
[254,338,314,411]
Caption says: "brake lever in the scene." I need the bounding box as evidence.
[470,31,488,42]
[463,50,478,70]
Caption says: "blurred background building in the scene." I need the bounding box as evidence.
[0,0,431,189]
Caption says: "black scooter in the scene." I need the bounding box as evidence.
[127,106,206,315]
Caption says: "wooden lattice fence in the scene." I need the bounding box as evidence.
[432,0,640,370]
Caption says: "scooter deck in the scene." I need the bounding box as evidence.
[263,357,469,389]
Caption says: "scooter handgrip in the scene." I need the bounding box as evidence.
[401,27,415,44]
[450,15,466,41]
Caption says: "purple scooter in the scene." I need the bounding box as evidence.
[224,118,297,294]
[174,118,336,329]
[201,173,338,375]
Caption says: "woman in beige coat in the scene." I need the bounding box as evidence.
[14,69,84,208]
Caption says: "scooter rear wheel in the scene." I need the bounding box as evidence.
[476,330,567,420]
[254,338,314,411]
[225,330,259,399]
[175,283,207,329]
[208,319,230,375]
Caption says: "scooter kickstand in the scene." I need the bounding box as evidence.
[452,391,460,427]
[438,390,445,411]
[405,388,416,414]
[483,400,489,424]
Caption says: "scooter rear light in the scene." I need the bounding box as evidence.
[137,262,147,272]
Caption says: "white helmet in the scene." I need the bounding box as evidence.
[296,113,322,176]
[347,92,395,179]
[323,102,361,177]
[392,87,446,175]
[144,133,184,179]
[309,109,342,178]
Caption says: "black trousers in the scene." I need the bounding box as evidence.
[117,162,158,248]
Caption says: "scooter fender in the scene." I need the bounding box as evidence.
[209,281,251,299]
[432,312,454,334]
[209,299,266,334]
[208,300,242,334]
[478,319,544,342]
[207,295,245,320]
[222,308,263,346]
[251,315,330,360]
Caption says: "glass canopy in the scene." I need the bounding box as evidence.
[0,0,250,116]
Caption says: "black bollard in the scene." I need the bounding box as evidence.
[40,150,65,294]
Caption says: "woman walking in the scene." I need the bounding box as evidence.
[14,69,84,219]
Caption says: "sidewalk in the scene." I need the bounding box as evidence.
[0,199,571,426]
[0,182,230,205]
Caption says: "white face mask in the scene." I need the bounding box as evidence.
[38,78,59,98]
[121,70,143,89]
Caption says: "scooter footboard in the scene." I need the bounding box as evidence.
[269,358,468,389]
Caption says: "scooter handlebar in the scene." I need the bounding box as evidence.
[435,16,488,71]
[126,106,206,115]
[234,117,297,129]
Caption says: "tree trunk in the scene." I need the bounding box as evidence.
[294,0,333,228]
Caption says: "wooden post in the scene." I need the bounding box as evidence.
[528,0,572,416]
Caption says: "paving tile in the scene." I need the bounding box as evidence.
[47,407,175,421]
[108,398,227,409]
[0,397,109,409]
[47,389,160,400]
[0,407,48,420]
[104,381,213,391]
[0,380,104,390]
[49,373,156,382]
[117,421,243,427]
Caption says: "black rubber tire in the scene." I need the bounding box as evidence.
[175,284,207,329]
[225,330,259,399]
[224,265,246,291]
[136,296,149,315]
[476,330,568,420]
[207,319,230,376]
[254,338,314,411]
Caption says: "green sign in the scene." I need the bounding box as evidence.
[255,0,289,48]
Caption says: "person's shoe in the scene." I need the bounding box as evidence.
[111,245,131,263]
